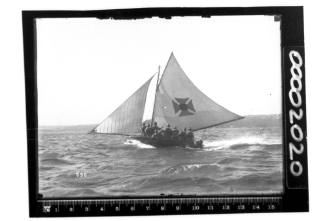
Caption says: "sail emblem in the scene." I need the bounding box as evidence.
[172,97,196,116]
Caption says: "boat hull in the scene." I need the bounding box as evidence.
[131,136,203,148]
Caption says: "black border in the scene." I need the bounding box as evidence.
[22,7,308,217]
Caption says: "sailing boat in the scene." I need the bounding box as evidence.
[90,52,243,148]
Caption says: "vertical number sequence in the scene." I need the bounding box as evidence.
[288,50,304,177]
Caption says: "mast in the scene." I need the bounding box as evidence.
[151,65,160,126]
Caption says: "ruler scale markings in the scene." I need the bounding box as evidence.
[38,196,282,215]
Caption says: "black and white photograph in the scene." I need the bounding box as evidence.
[17,5,314,218]
[7,0,327,218]
[37,15,283,197]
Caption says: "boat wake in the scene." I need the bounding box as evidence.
[124,139,156,149]
[124,136,281,151]
[202,136,281,152]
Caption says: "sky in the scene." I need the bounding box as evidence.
[37,15,281,126]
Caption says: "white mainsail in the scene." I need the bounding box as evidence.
[91,76,153,135]
[152,53,243,131]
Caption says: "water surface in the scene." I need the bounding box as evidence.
[39,115,283,197]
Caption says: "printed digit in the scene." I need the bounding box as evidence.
[289,143,304,161]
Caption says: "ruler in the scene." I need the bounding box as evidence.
[38,196,282,216]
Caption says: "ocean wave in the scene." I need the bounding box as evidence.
[218,157,242,164]
[40,151,62,159]
[220,171,283,188]
[124,139,156,149]
[94,143,109,149]
[132,176,222,191]
[39,166,55,171]
[202,136,281,152]
[39,125,284,197]
[161,163,223,175]
[44,188,102,197]
[41,158,73,165]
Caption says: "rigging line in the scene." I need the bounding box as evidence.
[150,66,160,126]
[192,116,245,132]
[138,82,148,132]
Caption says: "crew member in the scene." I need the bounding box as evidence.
[151,130,159,139]
[179,128,187,144]
[172,126,179,138]
[153,121,160,134]
[145,124,151,137]
[186,128,194,145]
[187,128,194,138]
[165,124,173,138]
[157,128,164,139]
[141,123,146,136]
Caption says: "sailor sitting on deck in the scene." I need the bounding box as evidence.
[164,124,173,138]
[186,128,195,146]
[187,128,194,138]
[179,128,187,142]
[153,122,161,134]
[141,123,147,136]
[172,126,179,138]
[144,124,153,137]
[151,126,162,139]
[142,122,160,137]
[151,130,158,139]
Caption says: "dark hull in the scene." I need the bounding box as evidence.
[131,136,203,148]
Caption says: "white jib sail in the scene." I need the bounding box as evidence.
[153,53,243,131]
[92,76,153,135]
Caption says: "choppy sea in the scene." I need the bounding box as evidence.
[39,115,283,197]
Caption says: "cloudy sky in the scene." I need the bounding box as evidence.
[37,15,281,126]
